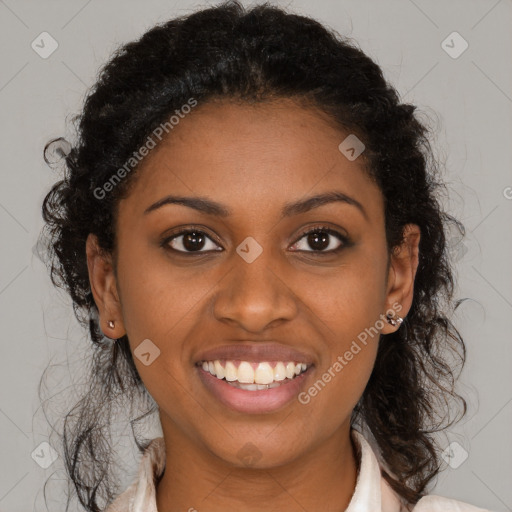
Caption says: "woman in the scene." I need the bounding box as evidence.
[39,1,492,511]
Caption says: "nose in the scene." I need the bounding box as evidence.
[212,252,298,333]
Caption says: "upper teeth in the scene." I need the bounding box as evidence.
[200,360,308,384]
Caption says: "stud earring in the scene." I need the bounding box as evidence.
[386,313,403,327]
[108,320,115,329]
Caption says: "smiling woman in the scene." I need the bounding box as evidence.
[38,1,492,512]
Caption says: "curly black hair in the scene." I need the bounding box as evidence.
[38,1,468,510]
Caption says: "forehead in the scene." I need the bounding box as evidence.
[119,98,383,222]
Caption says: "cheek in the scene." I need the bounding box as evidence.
[295,339,377,445]
[115,249,223,390]
[294,253,385,411]
[116,246,208,341]
[300,253,388,335]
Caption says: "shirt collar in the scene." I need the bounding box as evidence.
[347,429,404,512]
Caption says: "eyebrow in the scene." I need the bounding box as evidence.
[143,191,368,221]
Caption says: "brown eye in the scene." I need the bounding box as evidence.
[290,226,349,253]
[163,230,222,253]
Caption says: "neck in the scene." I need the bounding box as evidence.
[155,418,358,512]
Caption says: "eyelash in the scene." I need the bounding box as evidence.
[292,225,350,254]
[160,224,350,256]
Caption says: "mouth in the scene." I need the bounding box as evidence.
[195,359,314,414]
[196,359,310,389]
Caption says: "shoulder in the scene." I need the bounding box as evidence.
[412,494,493,512]
[104,437,166,512]
[351,429,493,512]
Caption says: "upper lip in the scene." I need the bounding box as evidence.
[195,343,315,365]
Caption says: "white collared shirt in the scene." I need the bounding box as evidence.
[105,429,492,512]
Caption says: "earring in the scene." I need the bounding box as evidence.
[108,320,115,329]
[386,313,403,327]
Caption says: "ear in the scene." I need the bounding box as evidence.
[381,223,421,334]
[85,233,125,339]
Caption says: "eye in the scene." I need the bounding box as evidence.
[161,227,223,254]
[161,225,350,255]
[290,225,349,253]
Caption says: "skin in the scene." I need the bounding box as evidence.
[86,98,420,512]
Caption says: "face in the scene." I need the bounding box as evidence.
[87,98,420,469]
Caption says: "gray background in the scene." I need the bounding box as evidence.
[0,0,511,511]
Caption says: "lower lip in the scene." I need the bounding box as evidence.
[196,365,313,414]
